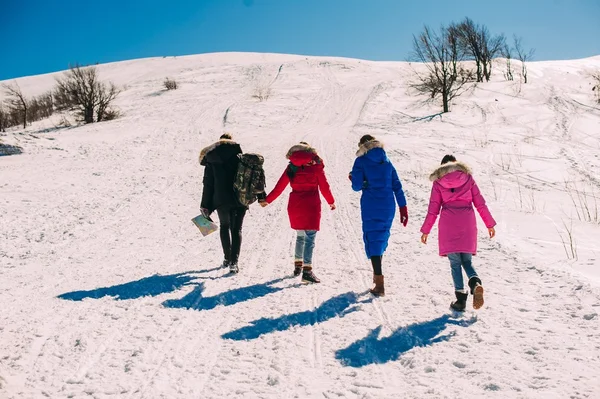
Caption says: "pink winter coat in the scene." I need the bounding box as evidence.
[420,162,496,256]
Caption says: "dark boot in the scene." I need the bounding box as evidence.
[450,291,468,312]
[229,262,239,274]
[294,261,303,276]
[301,266,320,284]
[370,275,385,297]
[469,277,484,310]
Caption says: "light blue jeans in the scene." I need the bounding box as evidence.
[447,253,478,292]
[294,230,317,265]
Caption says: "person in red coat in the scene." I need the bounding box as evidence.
[261,142,335,283]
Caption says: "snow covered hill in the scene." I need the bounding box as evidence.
[1,52,600,398]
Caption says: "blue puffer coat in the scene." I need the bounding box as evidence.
[350,140,407,258]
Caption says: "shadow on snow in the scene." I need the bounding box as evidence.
[335,314,477,368]
[57,266,223,301]
[221,291,362,340]
[161,277,293,311]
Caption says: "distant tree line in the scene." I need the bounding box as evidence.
[0,65,120,132]
[410,17,535,112]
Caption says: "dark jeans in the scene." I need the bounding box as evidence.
[217,206,247,264]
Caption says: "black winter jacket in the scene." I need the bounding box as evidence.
[200,140,243,212]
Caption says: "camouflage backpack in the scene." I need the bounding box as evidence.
[233,153,266,207]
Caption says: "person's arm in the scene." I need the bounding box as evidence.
[317,168,335,208]
[350,158,365,192]
[265,169,290,204]
[420,184,442,235]
[391,166,407,208]
[200,163,215,213]
[472,181,496,236]
[392,166,408,226]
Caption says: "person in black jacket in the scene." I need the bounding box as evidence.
[199,133,248,273]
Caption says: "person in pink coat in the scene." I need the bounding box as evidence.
[420,155,496,311]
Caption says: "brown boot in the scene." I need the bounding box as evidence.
[293,260,303,276]
[370,275,385,297]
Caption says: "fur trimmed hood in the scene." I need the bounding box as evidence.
[356,140,384,157]
[286,143,321,167]
[429,161,472,182]
[286,143,317,159]
[199,139,239,165]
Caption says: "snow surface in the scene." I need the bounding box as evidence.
[1,52,600,398]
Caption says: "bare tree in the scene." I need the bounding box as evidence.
[514,36,535,84]
[54,64,120,123]
[502,43,514,81]
[410,24,472,112]
[454,18,505,82]
[0,103,7,132]
[2,82,28,129]
[96,82,119,122]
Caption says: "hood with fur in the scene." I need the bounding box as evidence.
[198,139,240,165]
[286,143,317,159]
[429,161,472,181]
[356,139,384,157]
[429,161,472,190]
[286,143,320,166]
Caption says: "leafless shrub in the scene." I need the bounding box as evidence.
[565,179,599,224]
[0,103,8,132]
[54,64,120,123]
[252,84,272,102]
[164,78,178,90]
[27,91,54,124]
[557,219,578,261]
[591,71,600,104]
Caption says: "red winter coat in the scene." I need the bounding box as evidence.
[265,146,335,231]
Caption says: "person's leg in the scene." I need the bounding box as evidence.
[460,253,479,282]
[447,253,465,292]
[369,255,385,296]
[293,230,305,276]
[448,253,468,311]
[302,230,317,266]
[216,207,232,265]
[370,256,383,276]
[301,231,320,283]
[229,207,247,265]
[462,253,484,309]
[294,230,306,263]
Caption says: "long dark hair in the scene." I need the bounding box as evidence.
[441,154,456,165]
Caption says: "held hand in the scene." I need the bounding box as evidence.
[421,234,428,244]
[259,201,268,208]
[330,203,336,210]
[488,227,496,239]
[399,206,408,227]
[348,173,352,181]
[201,207,211,217]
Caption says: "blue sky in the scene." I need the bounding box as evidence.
[1,0,599,80]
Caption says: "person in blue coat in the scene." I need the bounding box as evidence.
[350,135,408,296]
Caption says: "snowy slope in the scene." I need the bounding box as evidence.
[1,52,600,399]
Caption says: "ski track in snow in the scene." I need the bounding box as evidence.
[1,53,600,398]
